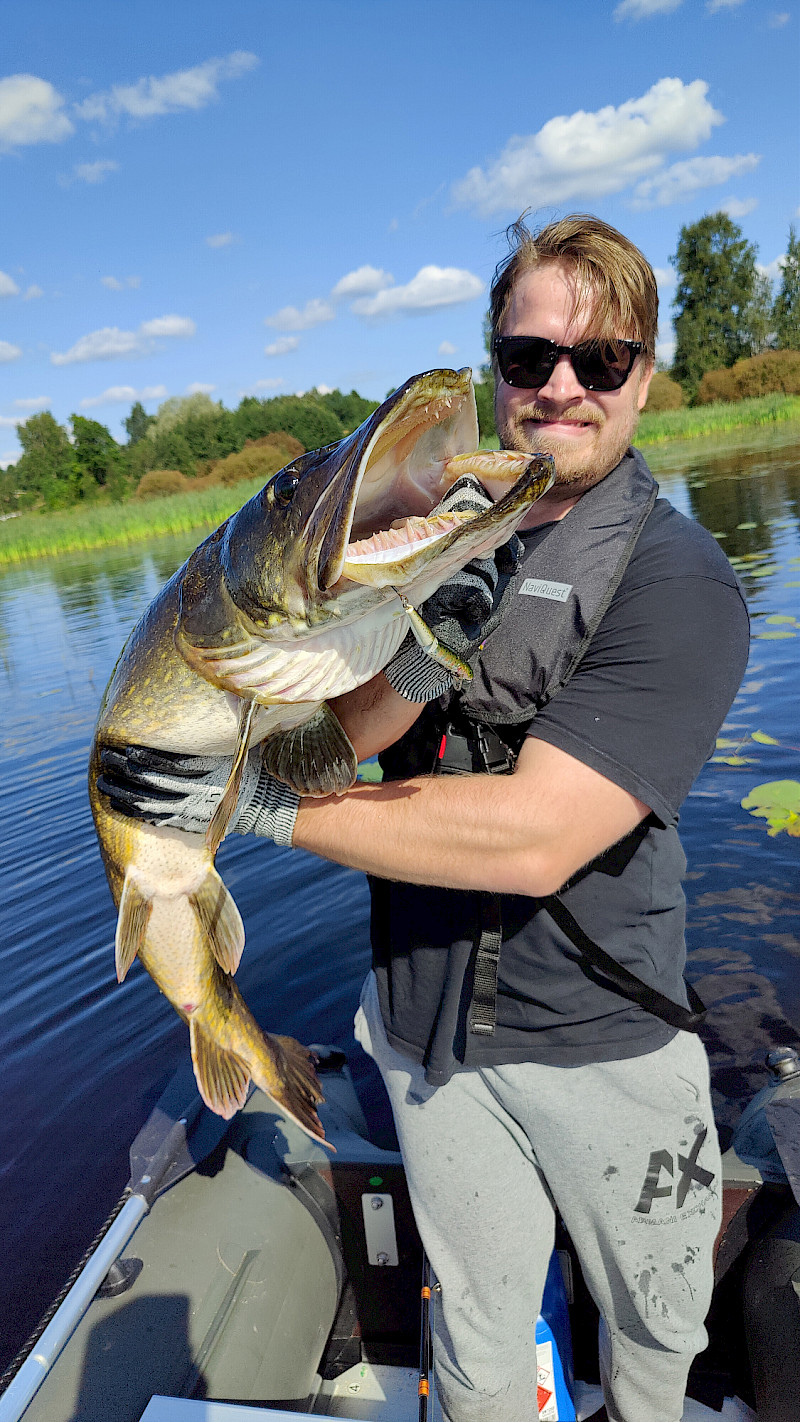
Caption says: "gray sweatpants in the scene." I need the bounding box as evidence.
[354,972,722,1422]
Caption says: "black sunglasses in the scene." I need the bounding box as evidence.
[493,335,643,392]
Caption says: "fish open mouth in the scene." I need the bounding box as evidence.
[311,370,547,595]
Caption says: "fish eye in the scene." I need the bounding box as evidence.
[271,468,301,506]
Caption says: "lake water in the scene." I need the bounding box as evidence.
[3,425,800,1371]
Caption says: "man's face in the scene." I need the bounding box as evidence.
[494,261,653,492]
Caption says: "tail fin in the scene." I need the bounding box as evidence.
[252,1032,331,1148]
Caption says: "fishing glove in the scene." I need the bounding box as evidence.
[97,744,300,847]
[384,473,523,702]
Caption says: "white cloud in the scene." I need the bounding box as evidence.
[652,266,675,287]
[139,314,196,338]
[51,314,195,364]
[438,340,458,356]
[0,451,19,468]
[769,10,790,24]
[23,284,43,299]
[0,75,74,149]
[330,266,394,300]
[0,271,20,297]
[614,0,683,17]
[656,337,676,365]
[452,78,724,217]
[707,0,746,10]
[74,159,119,184]
[758,254,786,283]
[721,196,758,217]
[241,377,285,394]
[14,396,50,409]
[0,341,22,362]
[265,335,300,357]
[80,383,167,408]
[265,298,336,331]
[76,52,258,124]
[186,382,216,395]
[314,383,334,395]
[206,232,235,248]
[101,274,139,290]
[633,151,760,206]
[351,265,484,320]
[0,415,22,427]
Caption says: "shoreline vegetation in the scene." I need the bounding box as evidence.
[2,393,799,567]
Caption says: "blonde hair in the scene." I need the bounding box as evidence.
[490,214,658,363]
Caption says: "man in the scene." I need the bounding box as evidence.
[104,216,750,1421]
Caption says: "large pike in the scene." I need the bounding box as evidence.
[89,369,554,1143]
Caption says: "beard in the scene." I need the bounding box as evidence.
[495,399,640,491]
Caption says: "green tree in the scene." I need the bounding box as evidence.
[317,388,379,433]
[14,411,75,509]
[773,225,800,350]
[70,415,125,499]
[743,271,776,355]
[124,401,155,444]
[671,212,761,393]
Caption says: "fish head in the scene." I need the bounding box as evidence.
[176,369,554,682]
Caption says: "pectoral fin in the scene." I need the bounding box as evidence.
[189,1019,251,1120]
[189,868,245,975]
[115,872,152,983]
[261,703,358,797]
[206,698,258,856]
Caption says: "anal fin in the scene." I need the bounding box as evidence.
[262,703,358,797]
[189,868,245,975]
[190,1019,250,1120]
[116,872,152,983]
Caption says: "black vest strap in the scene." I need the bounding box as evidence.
[468,896,503,1036]
[542,893,706,1033]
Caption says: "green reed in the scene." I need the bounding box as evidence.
[0,479,264,566]
[638,393,800,446]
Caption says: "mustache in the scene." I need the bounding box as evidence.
[512,402,604,429]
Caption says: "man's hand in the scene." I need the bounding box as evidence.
[97,743,300,846]
[384,474,522,702]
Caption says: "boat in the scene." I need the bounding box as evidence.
[2,1041,800,1422]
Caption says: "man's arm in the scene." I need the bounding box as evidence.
[293,726,651,898]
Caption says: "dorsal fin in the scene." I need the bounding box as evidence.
[189,1019,250,1119]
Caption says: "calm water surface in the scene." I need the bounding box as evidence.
[2,426,800,1367]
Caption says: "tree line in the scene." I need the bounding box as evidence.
[3,212,798,516]
[0,387,379,515]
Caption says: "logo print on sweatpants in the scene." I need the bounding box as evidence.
[634,1127,715,1215]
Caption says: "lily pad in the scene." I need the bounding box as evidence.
[712,755,757,765]
[758,630,796,639]
[765,615,797,626]
[751,730,780,745]
[741,780,800,837]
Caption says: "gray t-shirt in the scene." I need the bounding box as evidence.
[370,487,750,1081]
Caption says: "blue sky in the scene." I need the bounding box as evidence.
[0,0,797,464]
